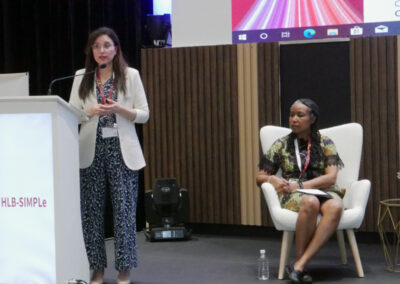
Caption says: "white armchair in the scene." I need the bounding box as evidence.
[260,123,371,279]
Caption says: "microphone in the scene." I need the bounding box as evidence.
[47,64,107,95]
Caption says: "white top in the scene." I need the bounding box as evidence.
[69,67,149,170]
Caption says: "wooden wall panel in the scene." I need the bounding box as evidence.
[141,46,241,224]
[141,37,398,232]
[350,36,400,232]
[257,43,281,227]
[237,43,261,225]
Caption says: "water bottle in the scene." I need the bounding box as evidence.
[257,249,269,280]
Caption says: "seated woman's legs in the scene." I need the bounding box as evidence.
[295,195,320,261]
[294,199,343,272]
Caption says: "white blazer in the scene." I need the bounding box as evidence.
[69,67,149,170]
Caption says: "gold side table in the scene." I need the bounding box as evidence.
[377,198,400,272]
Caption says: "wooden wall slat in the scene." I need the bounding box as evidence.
[237,43,262,225]
[172,48,181,184]
[184,47,195,220]
[223,45,230,223]
[144,49,155,190]
[387,38,399,225]
[237,44,247,223]
[370,38,381,232]
[178,48,186,188]
[225,44,239,224]
[153,50,162,182]
[244,43,253,224]
[217,45,227,224]
[251,43,261,225]
[378,38,389,204]
[350,36,400,232]
[196,47,207,222]
[231,45,241,224]
[257,43,281,227]
[362,38,373,231]
[190,47,200,221]
[209,46,219,223]
[204,47,213,223]
[165,49,174,177]
[159,49,168,176]
[141,45,241,225]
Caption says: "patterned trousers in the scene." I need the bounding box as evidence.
[80,131,138,271]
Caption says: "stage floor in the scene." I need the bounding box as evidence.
[102,231,398,284]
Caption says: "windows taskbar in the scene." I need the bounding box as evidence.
[232,21,400,44]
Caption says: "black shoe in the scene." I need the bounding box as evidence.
[285,265,313,283]
[300,270,312,283]
[285,265,302,283]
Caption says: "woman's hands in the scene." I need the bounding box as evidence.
[85,99,136,121]
[102,98,121,114]
[256,166,339,194]
[85,100,120,117]
[269,176,294,194]
[256,170,297,194]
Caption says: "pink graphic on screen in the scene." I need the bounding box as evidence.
[232,0,364,31]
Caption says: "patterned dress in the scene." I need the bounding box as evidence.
[260,133,344,212]
[80,76,139,271]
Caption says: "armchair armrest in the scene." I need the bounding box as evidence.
[342,179,371,210]
[261,182,281,210]
[338,179,371,230]
[261,182,298,231]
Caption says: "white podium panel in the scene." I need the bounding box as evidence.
[0,96,89,284]
[0,113,55,283]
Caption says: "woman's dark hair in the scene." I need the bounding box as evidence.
[78,27,128,101]
[287,98,324,165]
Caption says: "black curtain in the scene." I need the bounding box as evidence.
[0,0,153,234]
[0,0,152,99]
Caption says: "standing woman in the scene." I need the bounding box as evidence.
[69,27,149,284]
[256,98,344,283]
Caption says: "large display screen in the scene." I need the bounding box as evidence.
[153,0,171,15]
[232,0,400,43]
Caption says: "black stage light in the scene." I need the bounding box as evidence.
[145,178,191,241]
[144,14,171,48]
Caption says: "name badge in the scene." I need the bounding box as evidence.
[102,124,118,138]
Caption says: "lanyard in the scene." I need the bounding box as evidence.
[294,137,311,179]
[96,70,115,104]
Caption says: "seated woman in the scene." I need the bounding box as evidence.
[256,98,345,283]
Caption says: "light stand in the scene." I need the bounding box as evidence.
[145,178,191,241]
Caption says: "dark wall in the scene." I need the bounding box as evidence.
[0,0,152,101]
[280,42,351,128]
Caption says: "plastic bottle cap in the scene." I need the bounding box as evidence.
[260,249,265,254]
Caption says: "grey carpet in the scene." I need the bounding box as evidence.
[102,231,399,284]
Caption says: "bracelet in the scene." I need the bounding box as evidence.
[298,180,303,189]
[267,175,273,183]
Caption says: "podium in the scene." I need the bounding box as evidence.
[0,96,89,283]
